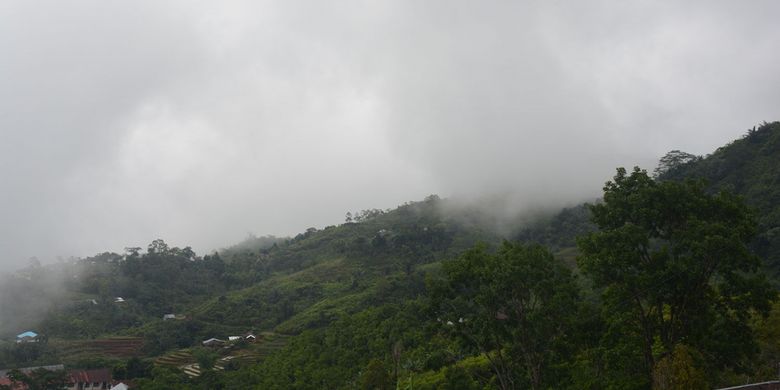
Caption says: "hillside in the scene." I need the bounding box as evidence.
[515,121,780,274]
[187,196,500,335]
[660,121,780,273]
[3,123,780,389]
[0,196,501,367]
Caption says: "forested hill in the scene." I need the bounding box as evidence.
[516,121,780,272]
[659,121,780,272]
[0,195,501,358]
[3,123,780,389]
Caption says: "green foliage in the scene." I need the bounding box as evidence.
[3,368,68,390]
[440,365,480,390]
[411,355,492,390]
[359,359,392,390]
[0,338,62,368]
[231,299,439,389]
[110,357,153,380]
[431,241,581,390]
[660,121,780,274]
[514,204,595,251]
[651,344,708,390]
[36,241,231,340]
[8,131,780,390]
[578,167,776,385]
[653,150,700,178]
[192,347,219,371]
[190,197,497,334]
[135,366,190,390]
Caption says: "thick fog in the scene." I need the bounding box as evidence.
[1,1,778,268]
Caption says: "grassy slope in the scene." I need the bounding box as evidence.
[189,197,500,335]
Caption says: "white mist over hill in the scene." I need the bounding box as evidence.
[1,0,778,267]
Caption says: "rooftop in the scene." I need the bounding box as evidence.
[15,331,37,339]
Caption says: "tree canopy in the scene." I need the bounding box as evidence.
[431,242,581,390]
[577,167,776,386]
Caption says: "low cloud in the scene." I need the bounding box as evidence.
[0,0,778,267]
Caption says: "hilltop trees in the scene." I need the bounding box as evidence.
[578,167,776,386]
[652,150,699,178]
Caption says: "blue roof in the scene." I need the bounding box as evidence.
[16,331,38,338]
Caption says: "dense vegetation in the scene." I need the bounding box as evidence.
[660,121,780,275]
[3,122,780,389]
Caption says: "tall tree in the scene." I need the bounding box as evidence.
[431,242,580,390]
[653,150,699,178]
[577,167,776,386]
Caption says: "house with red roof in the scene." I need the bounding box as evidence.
[0,376,24,389]
[66,368,112,390]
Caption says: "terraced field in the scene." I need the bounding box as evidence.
[90,337,144,357]
[56,337,144,360]
[248,332,290,361]
[155,350,194,367]
[180,357,230,377]
[154,332,291,377]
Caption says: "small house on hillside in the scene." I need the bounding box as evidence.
[66,368,112,390]
[243,333,257,342]
[16,331,38,343]
[163,314,176,320]
[202,338,225,347]
[114,297,125,303]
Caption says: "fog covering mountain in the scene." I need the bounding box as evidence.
[2,1,780,268]
[2,123,780,389]
[660,122,780,274]
[516,121,780,273]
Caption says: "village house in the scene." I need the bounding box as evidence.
[66,368,112,390]
[202,338,225,347]
[228,332,257,343]
[15,331,38,343]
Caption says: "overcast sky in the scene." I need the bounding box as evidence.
[1,1,778,267]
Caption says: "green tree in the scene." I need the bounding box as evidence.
[653,150,699,178]
[359,359,392,390]
[441,365,479,390]
[431,242,581,390]
[652,344,708,390]
[193,347,219,371]
[147,239,170,255]
[134,366,189,390]
[4,368,68,390]
[577,167,776,386]
[125,357,153,379]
